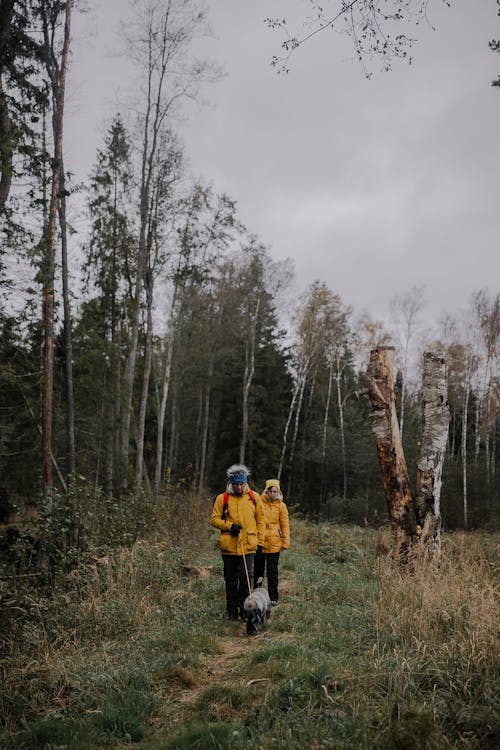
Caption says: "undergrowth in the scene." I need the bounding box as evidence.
[1,505,498,749]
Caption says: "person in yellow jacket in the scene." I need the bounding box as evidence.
[253,478,290,606]
[211,464,265,621]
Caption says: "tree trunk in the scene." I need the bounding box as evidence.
[278,378,300,480]
[462,383,470,529]
[168,374,178,471]
[41,0,72,500]
[58,165,76,478]
[0,0,14,210]
[414,352,450,557]
[367,347,417,557]
[154,336,172,494]
[288,374,307,498]
[198,355,213,493]
[135,277,154,485]
[474,399,481,464]
[0,72,12,210]
[336,353,347,506]
[320,361,334,507]
[240,295,260,464]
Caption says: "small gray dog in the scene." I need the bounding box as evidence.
[243,577,271,635]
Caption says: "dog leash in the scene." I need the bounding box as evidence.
[238,532,252,594]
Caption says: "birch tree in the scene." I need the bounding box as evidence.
[119,0,217,488]
[135,132,183,486]
[238,241,266,464]
[279,282,336,483]
[367,346,449,558]
[470,290,500,483]
[154,186,238,493]
[266,0,449,75]
[414,352,450,555]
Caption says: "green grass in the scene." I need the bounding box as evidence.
[1,515,498,749]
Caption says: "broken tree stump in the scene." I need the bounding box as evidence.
[367,347,450,560]
[415,352,450,557]
[367,347,418,557]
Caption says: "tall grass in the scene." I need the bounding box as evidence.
[371,532,498,748]
[1,508,498,749]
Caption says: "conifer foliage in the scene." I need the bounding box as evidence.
[0,0,498,562]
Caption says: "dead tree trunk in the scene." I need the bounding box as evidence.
[367,347,418,557]
[368,347,450,560]
[414,352,450,557]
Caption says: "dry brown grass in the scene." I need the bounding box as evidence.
[374,532,498,654]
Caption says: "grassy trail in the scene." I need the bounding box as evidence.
[2,522,498,749]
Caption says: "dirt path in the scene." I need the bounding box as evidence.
[170,575,296,714]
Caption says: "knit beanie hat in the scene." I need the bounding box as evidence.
[227,463,250,484]
[264,479,281,491]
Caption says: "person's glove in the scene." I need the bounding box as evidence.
[256,545,264,555]
[230,523,242,536]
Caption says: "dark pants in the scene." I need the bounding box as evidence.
[222,554,254,617]
[254,551,280,601]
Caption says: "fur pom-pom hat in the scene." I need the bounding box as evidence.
[226,463,250,484]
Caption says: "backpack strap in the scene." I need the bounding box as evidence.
[221,491,229,520]
[221,489,255,520]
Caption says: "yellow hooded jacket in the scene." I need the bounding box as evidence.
[260,479,290,554]
[211,486,265,555]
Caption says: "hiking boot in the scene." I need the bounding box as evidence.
[270,600,279,607]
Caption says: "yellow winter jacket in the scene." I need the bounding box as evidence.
[260,490,290,553]
[211,487,265,555]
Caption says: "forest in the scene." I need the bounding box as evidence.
[1,3,499,749]
[0,0,499,559]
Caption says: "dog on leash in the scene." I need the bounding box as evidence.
[243,577,271,635]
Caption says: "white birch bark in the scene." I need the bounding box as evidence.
[154,337,172,494]
[278,379,300,480]
[462,383,470,529]
[135,281,154,485]
[321,361,334,475]
[239,294,261,464]
[414,352,450,557]
[335,353,348,504]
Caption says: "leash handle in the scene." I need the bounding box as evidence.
[239,532,252,594]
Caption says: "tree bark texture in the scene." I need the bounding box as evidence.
[367,347,417,556]
[335,353,348,504]
[58,165,76,478]
[414,352,450,556]
[0,0,14,210]
[240,294,260,464]
[320,361,334,505]
[41,0,72,498]
[462,383,470,529]
[135,276,154,485]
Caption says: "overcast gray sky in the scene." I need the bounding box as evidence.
[68,0,500,328]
